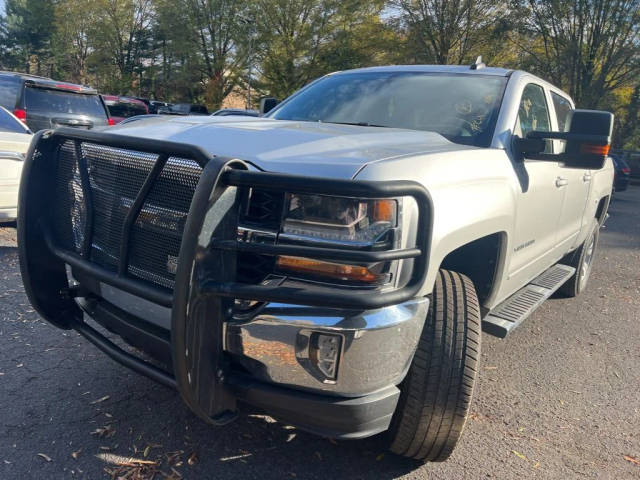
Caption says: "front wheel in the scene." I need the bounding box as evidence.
[386,270,481,462]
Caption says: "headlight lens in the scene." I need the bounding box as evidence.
[281,193,398,246]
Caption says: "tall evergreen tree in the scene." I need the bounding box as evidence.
[0,0,56,74]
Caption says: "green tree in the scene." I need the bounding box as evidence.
[514,0,640,108]
[53,0,99,84]
[315,1,399,74]
[88,0,154,93]
[0,0,56,74]
[392,0,507,65]
[153,0,251,109]
[253,0,390,99]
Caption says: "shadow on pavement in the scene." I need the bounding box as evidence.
[81,361,424,479]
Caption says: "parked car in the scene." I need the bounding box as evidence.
[160,103,209,115]
[211,108,259,117]
[102,95,149,124]
[610,153,630,192]
[148,101,172,114]
[18,63,614,464]
[131,98,173,114]
[0,106,32,222]
[0,71,111,132]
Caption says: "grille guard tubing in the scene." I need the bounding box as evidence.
[18,127,433,425]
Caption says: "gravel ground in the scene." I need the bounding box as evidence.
[0,187,639,479]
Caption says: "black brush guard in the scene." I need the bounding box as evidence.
[18,128,432,426]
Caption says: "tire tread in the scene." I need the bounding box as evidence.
[388,270,481,462]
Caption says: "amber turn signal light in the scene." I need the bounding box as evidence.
[579,143,610,156]
[372,199,396,222]
[276,256,382,283]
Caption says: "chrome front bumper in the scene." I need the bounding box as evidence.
[225,298,429,396]
[80,280,428,397]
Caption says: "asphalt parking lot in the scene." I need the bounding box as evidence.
[0,186,639,480]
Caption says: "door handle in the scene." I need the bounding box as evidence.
[555,177,569,187]
[583,173,592,182]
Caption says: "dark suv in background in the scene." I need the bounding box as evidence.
[102,95,148,124]
[610,153,631,193]
[0,72,111,132]
[159,103,209,115]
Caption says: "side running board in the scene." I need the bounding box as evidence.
[482,264,576,338]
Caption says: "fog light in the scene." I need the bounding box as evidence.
[310,332,342,381]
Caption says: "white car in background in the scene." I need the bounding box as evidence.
[0,106,33,222]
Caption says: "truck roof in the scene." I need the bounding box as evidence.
[330,65,568,101]
[335,65,513,77]
[0,71,97,94]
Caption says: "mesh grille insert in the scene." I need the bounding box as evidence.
[52,141,202,291]
[54,141,86,254]
[83,142,156,272]
[52,141,280,292]
[127,157,202,288]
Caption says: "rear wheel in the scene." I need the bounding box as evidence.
[558,219,599,297]
[387,270,481,461]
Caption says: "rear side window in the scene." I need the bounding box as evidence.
[551,92,573,132]
[25,87,107,118]
[0,108,28,133]
[0,77,20,110]
[107,101,147,118]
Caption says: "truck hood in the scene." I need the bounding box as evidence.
[111,116,475,178]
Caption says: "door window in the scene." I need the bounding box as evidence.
[551,92,573,132]
[516,83,552,152]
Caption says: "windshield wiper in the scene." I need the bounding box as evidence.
[320,120,391,128]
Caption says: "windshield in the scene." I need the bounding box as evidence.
[270,72,507,147]
[25,87,107,118]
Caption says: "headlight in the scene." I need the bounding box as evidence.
[281,193,399,247]
[276,194,401,286]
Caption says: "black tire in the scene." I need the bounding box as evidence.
[558,219,600,297]
[387,270,481,462]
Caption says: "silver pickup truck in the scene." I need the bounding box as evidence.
[18,63,614,462]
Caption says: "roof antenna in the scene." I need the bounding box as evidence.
[470,56,486,70]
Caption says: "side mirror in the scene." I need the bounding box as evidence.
[519,109,614,169]
[259,97,279,115]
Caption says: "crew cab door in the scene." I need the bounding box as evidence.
[549,91,591,251]
[508,83,565,283]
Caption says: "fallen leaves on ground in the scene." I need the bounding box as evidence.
[91,425,116,438]
[98,453,157,467]
[37,453,52,462]
[512,450,541,469]
[512,450,527,461]
[99,453,167,480]
[71,449,81,460]
[90,395,110,405]
[624,455,640,467]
